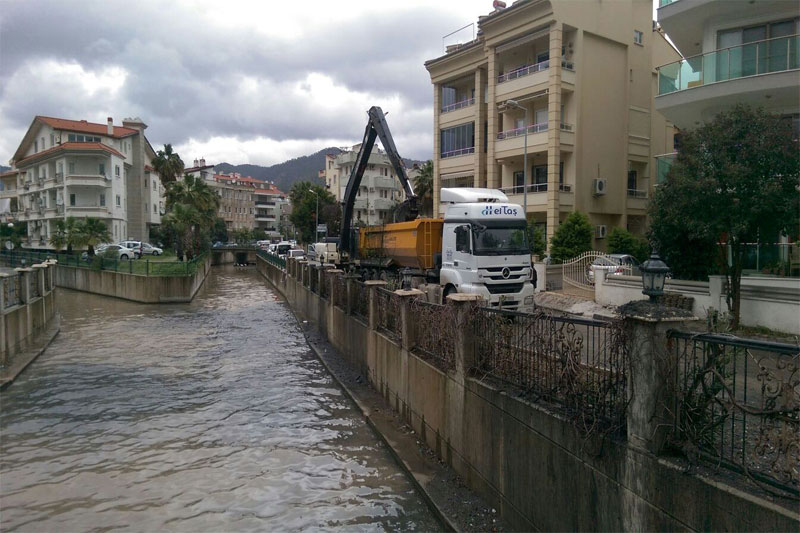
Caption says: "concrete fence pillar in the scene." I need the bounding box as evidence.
[396,289,425,351]
[15,267,33,339]
[345,276,356,315]
[622,305,697,453]
[446,293,482,382]
[327,269,343,305]
[33,264,47,325]
[365,280,388,330]
[0,274,7,366]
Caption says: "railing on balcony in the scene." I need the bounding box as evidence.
[655,153,677,184]
[497,59,575,84]
[559,184,572,192]
[627,189,648,199]
[497,122,548,140]
[560,122,574,132]
[499,183,548,195]
[440,147,475,159]
[658,0,680,6]
[658,34,800,96]
[441,98,475,113]
[55,172,64,183]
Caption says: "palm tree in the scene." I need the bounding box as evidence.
[166,174,219,219]
[151,144,185,187]
[413,160,434,217]
[162,203,203,260]
[75,218,111,256]
[49,217,81,253]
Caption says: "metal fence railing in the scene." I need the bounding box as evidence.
[353,281,369,320]
[332,275,348,310]
[666,330,799,497]
[3,275,22,308]
[257,249,286,270]
[319,271,330,299]
[0,250,206,277]
[376,288,401,340]
[29,272,40,298]
[473,308,629,433]
[410,299,457,372]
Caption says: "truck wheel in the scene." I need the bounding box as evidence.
[442,285,456,303]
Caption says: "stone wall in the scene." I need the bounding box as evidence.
[257,256,798,532]
[54,256,211,303]
[1,262,58,366]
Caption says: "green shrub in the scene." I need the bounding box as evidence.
[549,211,593,263]
[607,227,650,262]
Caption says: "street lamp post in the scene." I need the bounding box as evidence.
[505,99,528,216]
[309,188,319,244]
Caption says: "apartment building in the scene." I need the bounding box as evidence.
[7,116,163,249]
[425,0,679,247]
[321,144,415,225]
[654,0,799,179]
[251,180,286,238]
[0,169,20,223]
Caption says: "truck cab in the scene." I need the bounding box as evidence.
[439,188,535,313]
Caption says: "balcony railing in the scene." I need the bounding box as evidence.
[441,98,475,113]
[55,172,64,183]
[559,184,572,192]
[658,34,800,96]
[655,153,677,184]
[497,122,547,140]
[497,59,575,84]
[627,189,648,199]
[440,147,475,159]
[499,183,548,195]
[658,0,679,6]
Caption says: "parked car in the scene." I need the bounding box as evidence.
[83,243,137,261]
[587,254,640,283]
[140,242,163,256]
[287,249,305,260]
[118,240,144,259]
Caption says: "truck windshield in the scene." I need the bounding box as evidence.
[471,225,529,256]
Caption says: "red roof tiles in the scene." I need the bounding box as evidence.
[15,142,125,166]
[37,116,138,139]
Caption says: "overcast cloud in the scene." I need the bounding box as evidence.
[0,0,493,166]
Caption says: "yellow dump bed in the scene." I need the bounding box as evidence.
[359,218,444,270]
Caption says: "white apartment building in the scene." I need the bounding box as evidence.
[321,144,413,226]
[8,116,163,248]
[654,0,799,179]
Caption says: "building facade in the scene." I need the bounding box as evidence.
[8,116,163,249]
[0,169,20,224]
[321,145,410,226]
[425,0,679,248]
[654,0,799,179]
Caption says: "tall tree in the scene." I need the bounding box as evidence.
[49,217,81,253]
[163,173,221,257]
[549,211,593,263]
[413,160,434,217]
[649,105,799,328]
[151,144,185,187]
[75,218,111,257]
[288,182,335,243]
[162,203,203,260]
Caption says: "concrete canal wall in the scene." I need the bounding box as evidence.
[1,262,59,386]
[53,256,211,303]
[257,256,797,532]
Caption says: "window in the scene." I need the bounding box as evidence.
[634,30,643,45]
[34,140,38,152]
[717,19,799,78]
[455,225,471,253]
[144,178,148,188]
[41,137,45,150]
[69,162,75,174]
[154,204,158,214]
[116,195,121,207]
[115,165,120,177]
[99,194,105,207]
[99,163,105,176]
[69,194,76,207]
[145,202,148,213]
[628,170,638,191]
[440,122,475,158]
[50,133,54,147]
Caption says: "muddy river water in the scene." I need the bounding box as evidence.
[0,266,438,531]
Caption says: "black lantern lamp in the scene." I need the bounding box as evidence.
[640,249,670,302]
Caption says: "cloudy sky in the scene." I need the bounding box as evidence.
[1,0,659,167]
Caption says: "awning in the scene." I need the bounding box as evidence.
[495,26,550,54]
[440,170,475,181]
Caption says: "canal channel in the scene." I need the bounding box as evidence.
[0,266,438,531]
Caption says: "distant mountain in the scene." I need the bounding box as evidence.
[215,147,425,194]
[215,147,341,194]
[0,165,10,173]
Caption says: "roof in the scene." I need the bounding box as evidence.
[212,172,284,195]
[184,165,214,172]
[15,142,125,166]
[0,169,21,178]
[37,116,139,139]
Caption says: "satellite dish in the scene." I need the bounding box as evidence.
[5,240,14,250]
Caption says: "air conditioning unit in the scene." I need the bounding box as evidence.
[595,225,607,239]
[592,178,607,196]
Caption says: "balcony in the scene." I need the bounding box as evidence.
[65,174,111,187]
[655,153,677,184]
[495,60,575,99]
[372,198,396,211]
[255,202,276,208]
[255,215,276,222]
[497,122,548,140]
[67,206,111,218]
[441,98,475,114]
[656,35,799,127]
[440,147,475,159]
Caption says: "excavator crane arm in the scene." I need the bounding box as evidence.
[339,106,418,257]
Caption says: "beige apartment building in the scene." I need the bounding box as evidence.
[425,0,680,248]
[321,145,416,226]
